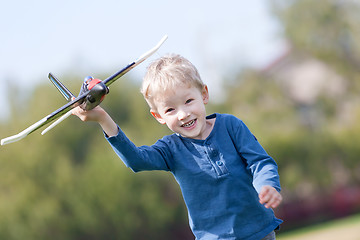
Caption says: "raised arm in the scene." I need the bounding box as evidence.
[72,106,119,137]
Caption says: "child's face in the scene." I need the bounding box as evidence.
[150,84,211,140]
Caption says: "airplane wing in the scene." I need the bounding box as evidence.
[1,35,168,146]
[0,93,87,145]
[103,35,168,87]
[40,35,168,137]
[48,72,76,101]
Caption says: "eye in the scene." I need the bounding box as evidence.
[185,99,194,104]
[165,108,174,114]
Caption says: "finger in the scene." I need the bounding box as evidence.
[265,197,277,208]
[71,107,87,121]
[272,194,283,208]
[259,192,271,205]
[265,193,283,209]
[71,106,80,115]
[72,106,85,116]
[259,186,270,199]
[259,186,274,203]
[266,198,280,209]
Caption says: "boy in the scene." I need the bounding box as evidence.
[73,54,283,240]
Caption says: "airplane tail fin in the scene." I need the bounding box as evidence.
[48,73,76,102]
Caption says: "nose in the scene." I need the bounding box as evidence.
[178,109,189,121]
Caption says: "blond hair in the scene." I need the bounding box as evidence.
[141,54,205,110]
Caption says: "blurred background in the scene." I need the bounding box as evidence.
[1,0,360,239]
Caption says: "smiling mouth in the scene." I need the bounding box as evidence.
[181,119,196,128]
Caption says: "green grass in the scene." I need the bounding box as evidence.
[277,213,360,239]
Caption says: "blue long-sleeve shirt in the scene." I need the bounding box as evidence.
[106,113,282,240]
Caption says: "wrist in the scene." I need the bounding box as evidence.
[98,111,118,137]
[96,109,110,124]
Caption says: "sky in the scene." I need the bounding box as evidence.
[0,0,286,121]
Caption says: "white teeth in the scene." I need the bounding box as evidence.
[182,120,195,127]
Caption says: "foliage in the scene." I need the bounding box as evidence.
[222,0,360,199]
[271,0,360,91]
[1,1,360,237]
[224,68,360,201]
[0,77,190,240]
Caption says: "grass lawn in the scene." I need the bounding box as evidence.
[277,214,360,240]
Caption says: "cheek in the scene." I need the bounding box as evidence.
[168,117,178,127]
[193,102,206,114]
[162,116,176,128]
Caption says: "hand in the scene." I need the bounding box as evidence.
[259,186,282,209]
[72,106,119,137]
[72,106,106,122]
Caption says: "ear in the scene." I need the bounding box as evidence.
[202,85,209,104]
[150,110,166,125]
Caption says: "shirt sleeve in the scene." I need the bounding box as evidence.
[233,119,281,193]
[105,126,171,172]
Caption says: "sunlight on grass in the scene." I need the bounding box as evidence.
[277,214,360,240]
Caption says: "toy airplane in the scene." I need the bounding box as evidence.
[1,35,168,145]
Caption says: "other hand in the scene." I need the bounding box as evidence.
[259,186,282,209]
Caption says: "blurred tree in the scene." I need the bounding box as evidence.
[221,0,360,199]
[0,76,192,240]
[2,1,360,234]
[271,0,360,91]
